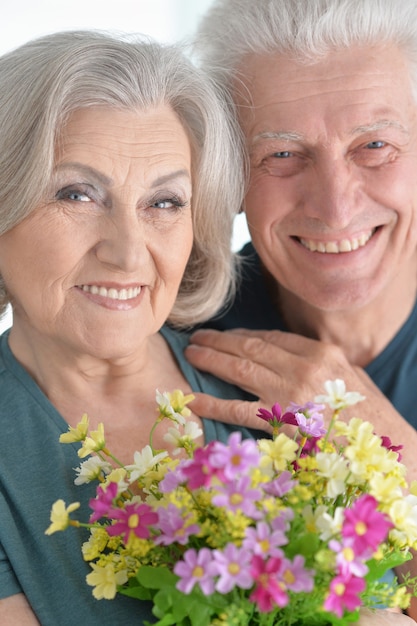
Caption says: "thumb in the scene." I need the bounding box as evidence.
[189,393,272,434]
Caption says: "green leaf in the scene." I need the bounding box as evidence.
[137,565,178,589]
[366,550,411,583]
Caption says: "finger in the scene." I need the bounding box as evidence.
[185,342,288,398]
[189,393,272,434]
[191,328,324,358]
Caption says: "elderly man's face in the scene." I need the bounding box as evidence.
[238,44,417,313]
[0,105,193,359]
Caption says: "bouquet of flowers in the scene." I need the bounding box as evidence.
[46,380,417,625]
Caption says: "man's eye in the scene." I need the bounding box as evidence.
[366,140,386,149]
[273,151,292,158]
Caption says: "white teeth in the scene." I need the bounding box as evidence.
[299,230,374,254]
[81,285,141,300]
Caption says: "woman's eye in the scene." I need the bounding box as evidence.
[56,186,92,202]
[273,151,292,158]
[151,198,185,210]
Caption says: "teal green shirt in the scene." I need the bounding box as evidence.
[0,325,263,625]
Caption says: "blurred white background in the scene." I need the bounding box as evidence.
[0,0,250,332]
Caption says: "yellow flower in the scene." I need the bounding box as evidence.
[169,389,195,417]
[86,562,128,600]
[258,434,298,471]
[59,414,89,443]
[45,499,80,535]
[82,528,109,561]
[78,423,106,458]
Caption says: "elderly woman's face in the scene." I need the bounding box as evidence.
[0,105,193,358]
[238,44,417,313]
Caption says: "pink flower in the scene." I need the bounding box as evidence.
[88,481,118,523]
[280,555,314,593]
[342,494,392,556]
[211,475,262,518]
[243,521,287,557]
[181,442,219,489]
[107,502,158,543]
[174,548,217,595]
[154,503,199,546]
[249,555,289,612]
[324,572,365,618]
[212,543,253,593]
[209,432,260,480]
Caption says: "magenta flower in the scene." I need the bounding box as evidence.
[342,494,392,556]
[107,502,158,543]
[324,572,365,618]
[212,543,253,593]
[211,475,262,518]
[380,435,403,461]
[209,432,260,480]
[243,521,287,557]
[88,481,118,523]
[249,555,289,612]
[181,442,219,489]
[174,548,216,595]
[257,403,297,427]
[154,503,199,546]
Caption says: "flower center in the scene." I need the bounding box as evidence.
[335,583,346,596]
[128,514,139,529]
[355,521,367,536]
[283,569,295,585]
[342,547,354,562]
[192,565,204,579]
[230,493,243,506]
[228,562,241,576]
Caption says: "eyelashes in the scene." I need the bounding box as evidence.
[55,183,189,212]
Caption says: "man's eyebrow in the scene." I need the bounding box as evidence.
[350,119,410,136]
[251,130,305,145]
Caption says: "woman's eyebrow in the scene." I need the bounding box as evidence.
[54,162,113,186]
[151,169,191,188]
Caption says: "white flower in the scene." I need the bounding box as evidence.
[155,389,186,425]
[163,420,203,455]
[315,505,344,541]
[315,379,365,410]
[315,452,350,498]
[74,457,112,485]
[125,445,168,483]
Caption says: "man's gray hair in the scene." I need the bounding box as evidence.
[0,30,245,326]
[194,0,417,98]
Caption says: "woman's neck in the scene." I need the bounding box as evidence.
[7,322,201,463]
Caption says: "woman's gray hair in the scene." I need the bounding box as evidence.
[194,0,417,99]
[0,30,245,326]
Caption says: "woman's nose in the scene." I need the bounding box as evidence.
[94,207,147,273]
